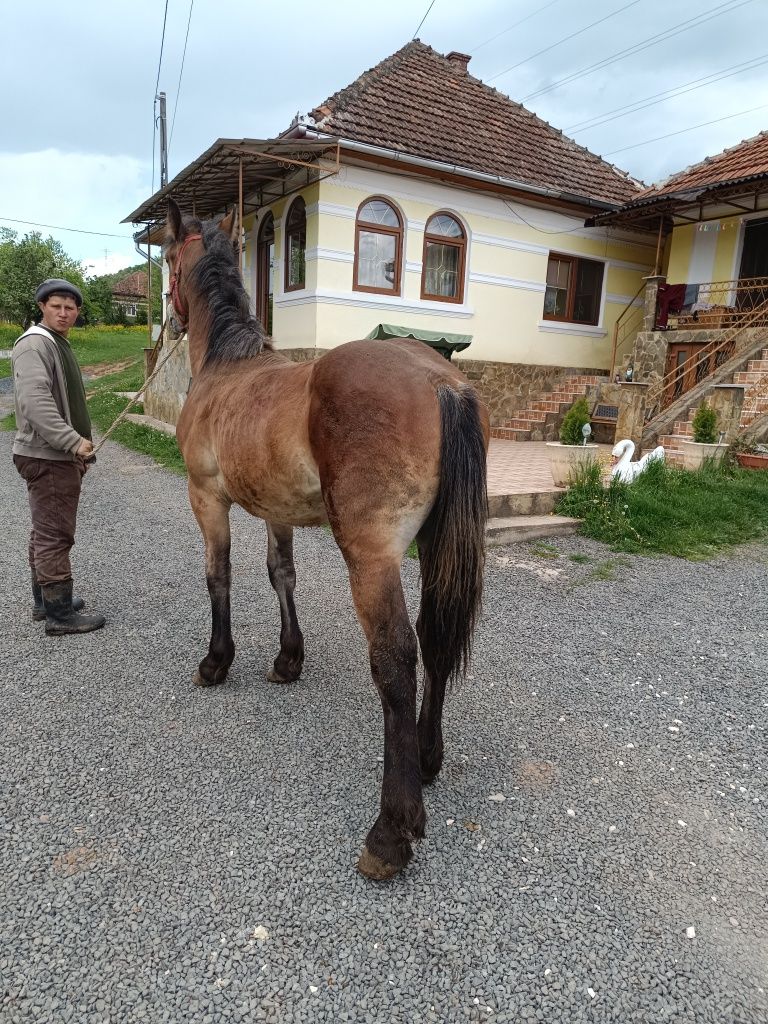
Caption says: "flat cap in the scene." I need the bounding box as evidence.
[35,278,83,307]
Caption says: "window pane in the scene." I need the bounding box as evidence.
[546,257,570,290]
[359,200,399,227]
[573,259,603,324]
[287,230,306,288]
[358,230,397,289]
[287,198,305,230]
[427,214,463,238]
[424,241,460,297]
[544,285,568,318]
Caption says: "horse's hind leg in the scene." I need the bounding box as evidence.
[345,557,425,880]
[265,522,304,683]
[189,480,235,687]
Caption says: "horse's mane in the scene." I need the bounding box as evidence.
[192,218,268,366]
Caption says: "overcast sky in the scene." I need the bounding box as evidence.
[2,0,766,275]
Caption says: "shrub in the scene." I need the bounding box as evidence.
[692,402,718,444]
[559,396,591,445]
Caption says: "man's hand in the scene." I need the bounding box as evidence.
[76,438,94,458]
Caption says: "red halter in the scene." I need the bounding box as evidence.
[168,233,202,328]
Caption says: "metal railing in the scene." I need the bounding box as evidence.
[610,282,645,379]
[645,295,768,415]
[661,275,768,331]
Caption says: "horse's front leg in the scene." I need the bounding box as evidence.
[347,559,425,881]
[189,480,235,687]
[265,522,304,683]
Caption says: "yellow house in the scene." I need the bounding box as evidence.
[126,41,656,431]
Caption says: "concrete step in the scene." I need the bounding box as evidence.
[488,489,564,518]
[486,514,582,546]
[733,370,765,384]
[490,427,531,441]
[124,413,177,436]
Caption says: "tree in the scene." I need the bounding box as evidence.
[0,230,86,327]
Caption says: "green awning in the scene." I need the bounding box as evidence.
[365,323,472,360]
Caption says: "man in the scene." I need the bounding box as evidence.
[12,279,105,635]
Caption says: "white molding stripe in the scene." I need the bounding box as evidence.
[275,288,474,318]
[606,293,644,307]
[305,246,354,264]
[469,271,545,293]
[405,260,422,273]
[473,232,548,256]
[537,320,607,338]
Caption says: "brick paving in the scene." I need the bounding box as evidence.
[487,439,612,496]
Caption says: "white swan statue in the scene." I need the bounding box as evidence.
[611,439,665,483]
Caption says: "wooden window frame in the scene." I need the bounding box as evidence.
[420,212,466,304]
[353,196,403,296]
[543,252,604,327]
[257,212,275,334]
[284,197,307,293]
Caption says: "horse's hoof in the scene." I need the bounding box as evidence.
[192,667,227,687]
[357,846,400,881]
[266,664,299,684]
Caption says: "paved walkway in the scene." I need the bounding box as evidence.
[487,439,612,496]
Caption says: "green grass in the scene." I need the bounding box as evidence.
[557,457,768,560]
[0,324,148,377]
[532,541,560,559]
[86,362,186,475]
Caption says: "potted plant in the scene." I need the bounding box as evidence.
[679,402,728,469]
[546,396,599,486]
[732,437,768,470]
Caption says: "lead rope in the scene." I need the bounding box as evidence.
[90,319,187,455]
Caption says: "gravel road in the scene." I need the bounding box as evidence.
[1,430,767,1023]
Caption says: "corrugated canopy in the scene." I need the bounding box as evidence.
[365,323,473,360]
[123,137,340,226]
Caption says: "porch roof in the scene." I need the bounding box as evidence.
[589,131,768,229]
[123,137,340,227]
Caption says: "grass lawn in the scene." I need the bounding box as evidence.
[0,324,149,378]
[557,457,768,559]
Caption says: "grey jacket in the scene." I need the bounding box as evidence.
[12,326,83,462]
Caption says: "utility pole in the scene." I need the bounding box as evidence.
[158,91,168,188]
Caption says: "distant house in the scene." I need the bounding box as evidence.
[112,270,149,320]
[126,41,656,428]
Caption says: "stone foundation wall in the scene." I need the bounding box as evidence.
[144,339,192,426]
[631,327,768,384]
[455,358,607,424]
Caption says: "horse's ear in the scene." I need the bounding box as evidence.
[167,198,184,242]
[219,208,238,244]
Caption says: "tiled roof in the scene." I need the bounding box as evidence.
[112,270,148,300]
[634,130,768,200]
[308,41,642,207]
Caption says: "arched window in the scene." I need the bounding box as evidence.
[257,213,274,334]
[354,197,402,295]
[421,212,466,303]
[285,197,306,291]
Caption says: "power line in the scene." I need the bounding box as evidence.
[521,0,752,103]
[412,0,437,39]
[0,216,132,239]
[170,0,195,149]
[154,0,170,98]
[602,102,768,156]
[470,0,563,54]
[488,0,642,83]
[565,53,768,133]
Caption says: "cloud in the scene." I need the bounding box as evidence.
[0,150,150,267]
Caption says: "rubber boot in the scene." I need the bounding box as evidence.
[31,570,84,622]
[42,580,105,636]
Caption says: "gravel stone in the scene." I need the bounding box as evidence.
[1,430,767,1023]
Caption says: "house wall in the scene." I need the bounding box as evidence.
[255,165,654,371]
[665,212,751,286]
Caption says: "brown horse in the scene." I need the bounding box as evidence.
[165,198,489,880]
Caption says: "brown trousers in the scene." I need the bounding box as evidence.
[14,455,85,584]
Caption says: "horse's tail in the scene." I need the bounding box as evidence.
[418,384,488,683]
